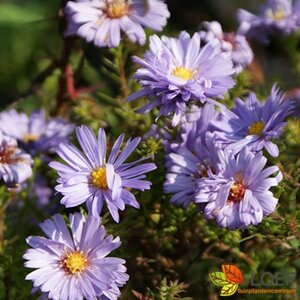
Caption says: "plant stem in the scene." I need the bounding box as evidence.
[116,45,129,100]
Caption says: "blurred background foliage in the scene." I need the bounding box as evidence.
[1,0,300,106]
[0,0,299,300]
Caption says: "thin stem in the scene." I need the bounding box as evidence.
[54,38,75,117]
[0,192,9,253]
[116,45,130,100]
[54,0,76,117]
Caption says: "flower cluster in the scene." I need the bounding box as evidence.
[65,0,170,48]
[128,31,235,126]
[238,0,300,43]
[4,1,297,299]
[199,21,253,74]
[23,124,156,299]
[164,85,292,229]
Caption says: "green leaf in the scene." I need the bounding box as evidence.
[209,272,230,286]
[0,3,43,25]
[287,237,300,249]
[220,283,239,296]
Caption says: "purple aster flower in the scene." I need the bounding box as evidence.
[164,104,223,207]
[0,131,32,187]
[238,0,300,43]
[212,85,293,157]
[24,213,129,300]
[204,148,282,229]
[128,31,235,126]
[199,21,253,74]
[65,0,170,48]
[49,125,156,222]
[0,109,74,155]
[178,104,219,148]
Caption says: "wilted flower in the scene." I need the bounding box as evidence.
[212,85,293,157]
[65,0,170,48]
[204,148,282,229]
[50,125,156,222]
[164,104,222,207]
[0,131,32,187]
[199,21,253,74]
[24,213,129,300]
[128,31,235,126]
[0,109,74,155]
[238,0,300,43]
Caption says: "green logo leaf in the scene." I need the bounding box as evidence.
[220,283,239,296]
[209,272,230,286]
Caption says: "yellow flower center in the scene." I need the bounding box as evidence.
[91,167,108,189]
[61,251,88,275]
[265,8,285,20]
[172,66,194,81]
[247,121,265,136]
[105,0,129,18]
[23,133,39,143]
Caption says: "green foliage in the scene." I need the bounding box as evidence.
[133,278,192,300]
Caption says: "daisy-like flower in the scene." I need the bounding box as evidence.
[212,85,293,157]
[24,213,129,300]
[0,131,32,187]
[164,104,222,207]
[65,0,170,48]
[128,31,235,126]
[204,148,282,229]
[0,109,74,155]
[199,21,253,74]
[238,0,300,43]
[49,125,156,222]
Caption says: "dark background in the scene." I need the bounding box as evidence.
[0,0,297,106]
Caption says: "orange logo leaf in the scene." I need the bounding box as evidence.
[222,263,243,284]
